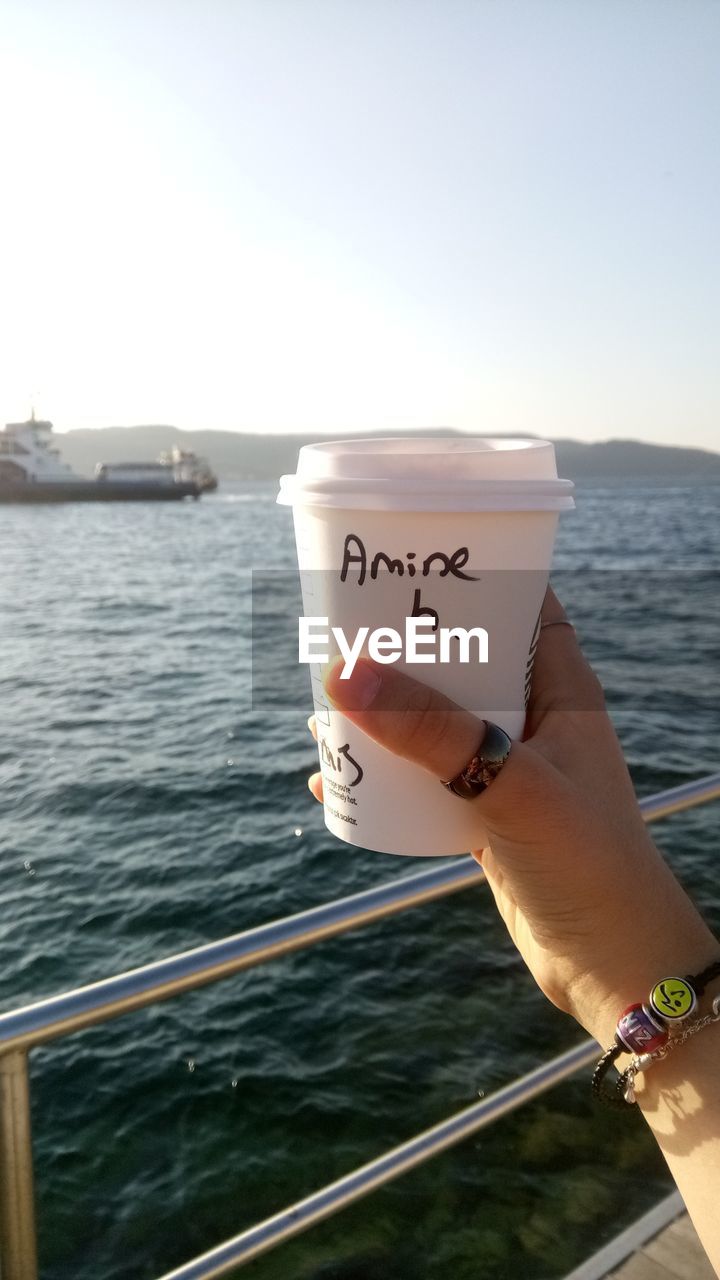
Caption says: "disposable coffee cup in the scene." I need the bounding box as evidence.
[278,438,574,856]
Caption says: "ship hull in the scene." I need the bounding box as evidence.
[0,480,200,503]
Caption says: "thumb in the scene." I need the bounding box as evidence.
[323,656,549,823]
[323,655,574,856]
[324,656,483,783]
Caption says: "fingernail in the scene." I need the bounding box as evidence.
[324,657,383,710]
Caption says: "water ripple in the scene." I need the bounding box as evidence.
[0,482,718,1279]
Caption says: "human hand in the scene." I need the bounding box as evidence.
[307,589,716,1047]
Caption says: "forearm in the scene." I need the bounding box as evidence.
[316,638,720,1269]
[636,1021,720,1274]
[576,893,720,1275]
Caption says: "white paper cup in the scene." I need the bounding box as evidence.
[278,438,574,856]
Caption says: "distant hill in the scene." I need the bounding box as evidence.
[56,426,720,483]
[553,438,720,482]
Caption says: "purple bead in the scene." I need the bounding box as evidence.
[615,1003,669,1054]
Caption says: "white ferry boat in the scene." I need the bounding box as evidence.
[157,446,218,491]
[95,460,183,486]
[0,414,201,502]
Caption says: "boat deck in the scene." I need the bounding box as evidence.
[564,1191,716,1280]
[608,1214,714,1279]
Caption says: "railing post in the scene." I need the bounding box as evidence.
[0,1051,38,1280]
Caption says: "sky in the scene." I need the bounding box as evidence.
[0,1,718,448]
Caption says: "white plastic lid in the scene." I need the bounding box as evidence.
[277,437,575,512]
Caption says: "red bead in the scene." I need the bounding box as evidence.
[615,1003,669,1054]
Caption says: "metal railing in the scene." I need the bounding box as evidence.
[0,771,718,1280]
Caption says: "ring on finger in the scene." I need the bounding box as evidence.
[442,721,512,800]
[540,619,575,632]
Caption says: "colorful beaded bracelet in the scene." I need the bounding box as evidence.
[592,959,720,1109]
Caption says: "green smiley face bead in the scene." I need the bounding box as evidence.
[649,977,697,1021]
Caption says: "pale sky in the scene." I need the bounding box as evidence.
[1,0,718,447]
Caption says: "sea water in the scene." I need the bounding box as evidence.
[0,481,718,1279]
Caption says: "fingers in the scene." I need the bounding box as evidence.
[540,585,570,628]
[526,586,605,735]
[313,589,601,763]
[324,656,483,782]
[308,587,605,808]
[308,717,322,798]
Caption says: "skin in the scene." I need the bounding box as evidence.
[306,589,720,1273]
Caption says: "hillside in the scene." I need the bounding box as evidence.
[56,426,720,483]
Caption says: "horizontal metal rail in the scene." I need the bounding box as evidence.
[0,770,718,1280]
[1,771,718,1055]
[0,859,484,1055]
[636,770,720,821]
[158,1040,600,1280]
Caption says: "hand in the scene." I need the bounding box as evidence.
[308,589,716,1047]
[308,598,720,1275]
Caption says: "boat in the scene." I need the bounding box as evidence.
[0,414,201,502]
[95,459,193,489]
[157,446,219,491]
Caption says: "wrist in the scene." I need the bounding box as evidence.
[591,964,720,1117]
[566,892,718,1049]
[633,1011,720,1109]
